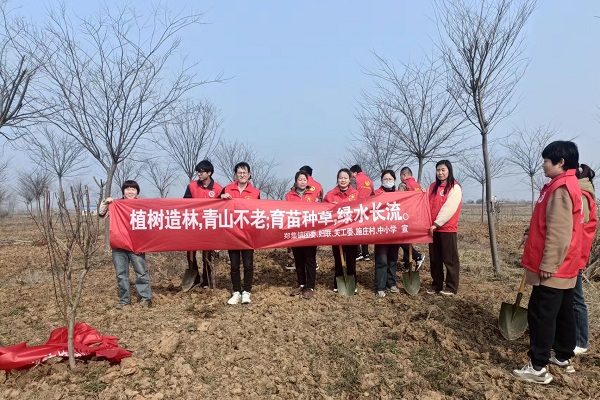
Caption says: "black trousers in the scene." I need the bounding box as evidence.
[374,244,400,291]
[399,244,422,263]
[228,250,254,293]
[186,250,214,286]
[528,285,576,369]
[428,232,460,293]
[332,245,357,289]
[358,244,370,256]
[291,246,317,289]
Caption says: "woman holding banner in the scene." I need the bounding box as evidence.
[323,168,359,294]
[285,170,320,299]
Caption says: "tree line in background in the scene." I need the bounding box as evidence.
[0,0,597,274]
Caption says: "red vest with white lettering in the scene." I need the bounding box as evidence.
[188,179,223,199]
[354,172,374,198]
[223,181,261,199]
[428,181,462,233]
[285,188,319,203]
[521,170,582,278]
[403,176,424,192]
[323,186,359,203]
[580,189,598,269]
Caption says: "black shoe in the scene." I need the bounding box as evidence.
[363,254,371,261]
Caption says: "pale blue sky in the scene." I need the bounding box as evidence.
[7,0,600,201]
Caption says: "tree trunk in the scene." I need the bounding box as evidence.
[103,164,117,247]
[417,157,424,184]
[481,134,501,275]
[530,174,534,215]
[480,183,484,223]
[67,307,76,369]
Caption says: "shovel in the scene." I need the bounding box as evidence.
[402,244,420,295]
[335,246,356,296]
[181,251,200,292]
[498,272,528,340]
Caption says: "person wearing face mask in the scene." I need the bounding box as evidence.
[372,170,401,297]
[99,180,153,309]
[323,168,359,293]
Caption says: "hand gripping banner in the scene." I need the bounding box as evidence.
[109,191,432,253]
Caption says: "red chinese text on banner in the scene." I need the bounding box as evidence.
[109,191,432,253]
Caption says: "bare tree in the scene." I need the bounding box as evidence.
[146,159,178,198]
[436,0,537,274]
[460,148,506,223]
[264,176,292,200]
[158,99,221,181]
[366,56,467,182]
[113,157,144,197]
[17,168,52,205]
[17,125,87,194]
[30,185,102,369]
[0,1,36,140]
[339,147,381,186]
[502,124,554,213]
[26,3,219,208]
[0,153,9,208]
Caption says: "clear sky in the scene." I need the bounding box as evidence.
[5,0,600,201]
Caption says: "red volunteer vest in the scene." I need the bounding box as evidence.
[521,170,582,278]
[428,181,462,233]
[285,188,319,202]
[403,177,424,192]
[223,181,261,199]
[188,179,223,199]
[307,176,323,200]
[354,172,374,199]
[374,187,395,195]
[580,189,598,269]
[323,186,359,203]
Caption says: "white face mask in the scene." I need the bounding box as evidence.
[382,181,395,189]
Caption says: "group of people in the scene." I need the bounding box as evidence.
[98,140,597,387]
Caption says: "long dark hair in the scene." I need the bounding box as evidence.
[577,164,596,188]
[432,160,455,195]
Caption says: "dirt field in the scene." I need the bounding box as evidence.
[1,204,600,399]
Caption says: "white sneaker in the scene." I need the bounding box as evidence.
[512,361,553,384]
[549,353,575,373]
[415,255,426,271]
[241,291,251,304]
[574,346,588,355]
[227,292,241,305]
[376,291,386,298]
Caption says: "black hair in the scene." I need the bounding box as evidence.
[121,180,140,195]
[337,168,351,180]
[400,167,413,176]
[234,162,251,174]
[541,141,579,170]
[195,159,214,175]
[381,169,396,180]
[294,170,309,186]
[299,165,313,176]
[349,164,362,173]
[577,163,596,188]
[432,160,455,195]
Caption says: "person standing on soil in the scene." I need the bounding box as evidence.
[513,140,582,384]
[426,160,462,296]
[286,170,320,300]
[323,168,359,293]
[398,167,426,272]
[572,164,597,355]
[99,180,153,309]
[372,170,401,297]
[221,162,261,305]
[299,165,323,201]
[182,160,223,290]
[349,164,374,261]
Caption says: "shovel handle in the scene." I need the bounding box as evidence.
[408,244,413,263]
[517,272,526,294]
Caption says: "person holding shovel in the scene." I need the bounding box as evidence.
[182,160,223,290]
[398,167,426,272]
[372,170,401,297]
[426,160,462,296]
[350,164,374,261]
[99,180,153,309]
[286,170,320,300]
[512,140,582,384]
[324,168,359,294]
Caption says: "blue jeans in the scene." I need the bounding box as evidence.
[374,244,400,291]
[574,270,589,348]
[112,249,152,304]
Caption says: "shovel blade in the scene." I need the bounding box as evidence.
[498,301,528,340]
[181,268,199,292]
[336,275,356,296]
[402,270,420,295]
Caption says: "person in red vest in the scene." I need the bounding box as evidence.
[513,141,582,384]
[183,159,223,290]
[350,164,374,261]
[220,162,261,305]
[324,168,359,293]
[299,165,323,201]
[427,160,462,296]
[572,164,597,355]
[398,167,426,271]
[286,170,320,299]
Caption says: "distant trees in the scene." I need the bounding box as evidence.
[146,159,178,198]
[436,0,537,274]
